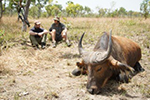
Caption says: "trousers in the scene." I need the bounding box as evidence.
[29,34,47,46]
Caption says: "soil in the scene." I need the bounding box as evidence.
[0,39,150,100]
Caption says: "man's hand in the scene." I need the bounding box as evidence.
[38,32,43,37]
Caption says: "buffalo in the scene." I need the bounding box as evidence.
[72,30,144,94]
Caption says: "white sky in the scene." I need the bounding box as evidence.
[54,0,143,12]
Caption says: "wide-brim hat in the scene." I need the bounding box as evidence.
[53,16,60,21]
[34,20,41,25]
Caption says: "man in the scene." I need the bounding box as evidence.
[49,16,71,48]
[29,20,49,49]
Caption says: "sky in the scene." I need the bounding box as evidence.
[54,0,143,12]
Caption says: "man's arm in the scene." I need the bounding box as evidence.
[29,30,38,35]
[61,23,67,35]
[40,29,49,35]
[61,23,66,30]
[49,24,54,32]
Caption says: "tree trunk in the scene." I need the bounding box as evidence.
[22,21,27,32]
[37,7,41,18]
[22,0,31,32]
[37,0,42,18]
[0,0,3,19]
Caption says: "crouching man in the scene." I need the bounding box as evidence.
[29,20,49,49]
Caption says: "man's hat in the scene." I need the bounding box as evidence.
[53,16,60,21]
[34,20,41,25]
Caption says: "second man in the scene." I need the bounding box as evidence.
[49,16,71,48]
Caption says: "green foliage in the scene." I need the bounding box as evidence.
[62,17,72,30]
[45,4,62,17]
[0,30,4,45]
[48,0,53,4]
[110,9,119,17]
[84,6,91,14]
[14,92,20,100]
[117,7,127,17]
[96,6,136,18]
[29,5,39,18]
[119,19,137,26]
[0,0,148,18]
[0,18,25,50]
[143,33,150,48]
[127,10,141,17]
[0,30,4,37]
[97,7,108,17]
[66,2,83,17]
[41,12,47,17]
[140,0,150,19]
[126,20,137,26]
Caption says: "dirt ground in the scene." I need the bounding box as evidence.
[0,37,150,100]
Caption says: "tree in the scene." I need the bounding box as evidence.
[128,10,134,17]
[66,2,83,17]
[36,0,50,18]
[111,9,118,17]
[66,2,76,17]
[0,0,3,19]
[22,0,31,31]
[4,0,19,17]
[45,4,62,17]
[118,7,127,17]
[84,6,91,14]
[140,0,150,19]
[29,5,38,18]
[45,4,52,16]
[132,11,141,17]
[0,0,6,19]
[10,0,31,31]
[28,0,50,18]
[36,0,43,18]
[82,6,91,17]
[51,4,62,16]
[99,8,107,17]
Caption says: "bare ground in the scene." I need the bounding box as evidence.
[0,38,150,100]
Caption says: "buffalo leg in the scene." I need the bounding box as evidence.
[117,71,130,83]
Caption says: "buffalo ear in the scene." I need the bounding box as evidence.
[110,59,135,83]
[76,61,88,75]
[76,61,84,68]
[110,59,134,73]
[76,62,80,67]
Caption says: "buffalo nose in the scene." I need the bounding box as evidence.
[87,86,101,94]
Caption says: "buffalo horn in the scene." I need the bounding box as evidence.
[78,32,86,55]
[91,30,112,64]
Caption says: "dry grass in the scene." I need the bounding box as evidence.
[0,16,150,99]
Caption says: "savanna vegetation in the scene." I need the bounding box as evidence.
[0,16,150,99]
[0,0,150,32]
[0,0,150,99]
[0,0,150,19]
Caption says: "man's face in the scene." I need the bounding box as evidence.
[54,20,58,24]
[35,24,40,28]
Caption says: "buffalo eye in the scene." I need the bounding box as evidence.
[97,67,102,72]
